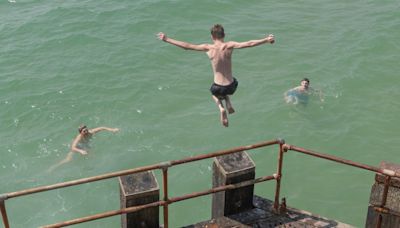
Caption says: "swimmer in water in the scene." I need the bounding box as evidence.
[284,78,324,104]
[158,24,275,127]
[48,125,119,172]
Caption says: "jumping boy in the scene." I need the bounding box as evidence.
[158,24,275,127]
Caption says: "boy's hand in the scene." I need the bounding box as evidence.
[111,128,120,133]
[158,32,167,41]
[267,34,275,44]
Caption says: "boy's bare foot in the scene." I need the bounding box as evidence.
[227,107,235,114]
[220,109,229,127]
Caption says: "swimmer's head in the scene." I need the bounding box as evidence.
[301,78,310,89]
[78,125,89,134]
[211,24,225,40]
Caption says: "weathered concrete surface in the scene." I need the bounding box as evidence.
[119,171,159,228]
[185,195,354,228]
[365,161,400,228]
[212,152,256,218]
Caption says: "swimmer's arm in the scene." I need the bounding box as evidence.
[228,34,274,49]
[90,127,120,134]
[158,32,210,51]
[71,135,88,155]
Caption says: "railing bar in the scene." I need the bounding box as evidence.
[286,145,397,176]
[273,142,284,211]
[373,206,400,217]
[41,174,276,228]
[169,175,276,204]
[7,163,162,199]
[5,140,279,199]
[41,201,166,228]
[170,139,280,166]
[162,168,169,228]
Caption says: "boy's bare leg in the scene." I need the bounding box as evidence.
[225,96,235,114]
[212,95,229,127]
[47,151,74,172]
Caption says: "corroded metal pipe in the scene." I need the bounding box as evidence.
[373,206,400,217]
[162,167,169,228]
[41,200,165,228]
[273,140,285,212]
[285,144,400,178]
[169,139,281,166]
[170,175,276,203]
[41,174,276,228]
[0,200,10,228]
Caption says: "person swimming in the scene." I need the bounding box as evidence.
[48,125,119,172]
[284,78,324,105]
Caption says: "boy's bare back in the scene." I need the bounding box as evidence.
[206,42,234,85]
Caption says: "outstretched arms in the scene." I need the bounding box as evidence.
[158,32,210,51]
[227,34,275,49]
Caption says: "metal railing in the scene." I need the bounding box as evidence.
[1,139,399,228]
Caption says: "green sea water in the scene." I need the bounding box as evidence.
[1,0,399,227]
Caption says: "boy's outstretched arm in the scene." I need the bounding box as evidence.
[90,127,120,134]
[228,34,275,49]
[158,32,210,51]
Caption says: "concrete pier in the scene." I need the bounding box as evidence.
[365,161,400,227]
[186,195,354,228]
[119,171,159,228]
[212,151,255,218]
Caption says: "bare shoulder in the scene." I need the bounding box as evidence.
[225,41,238,49]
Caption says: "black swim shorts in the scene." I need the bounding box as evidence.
[210,78,238,99]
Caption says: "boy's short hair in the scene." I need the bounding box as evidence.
[301,78,310,83]
[211,24,225,39]
[78,125,87,133]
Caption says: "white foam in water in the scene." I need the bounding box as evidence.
[8,0,16,3]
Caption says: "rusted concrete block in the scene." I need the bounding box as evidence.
[212,151,255,218]
[365,161,400,228]
[119,171,159,228]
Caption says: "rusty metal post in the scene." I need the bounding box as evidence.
[273,139,285,213]
[0,196,10,228]
[161,163,170,228]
